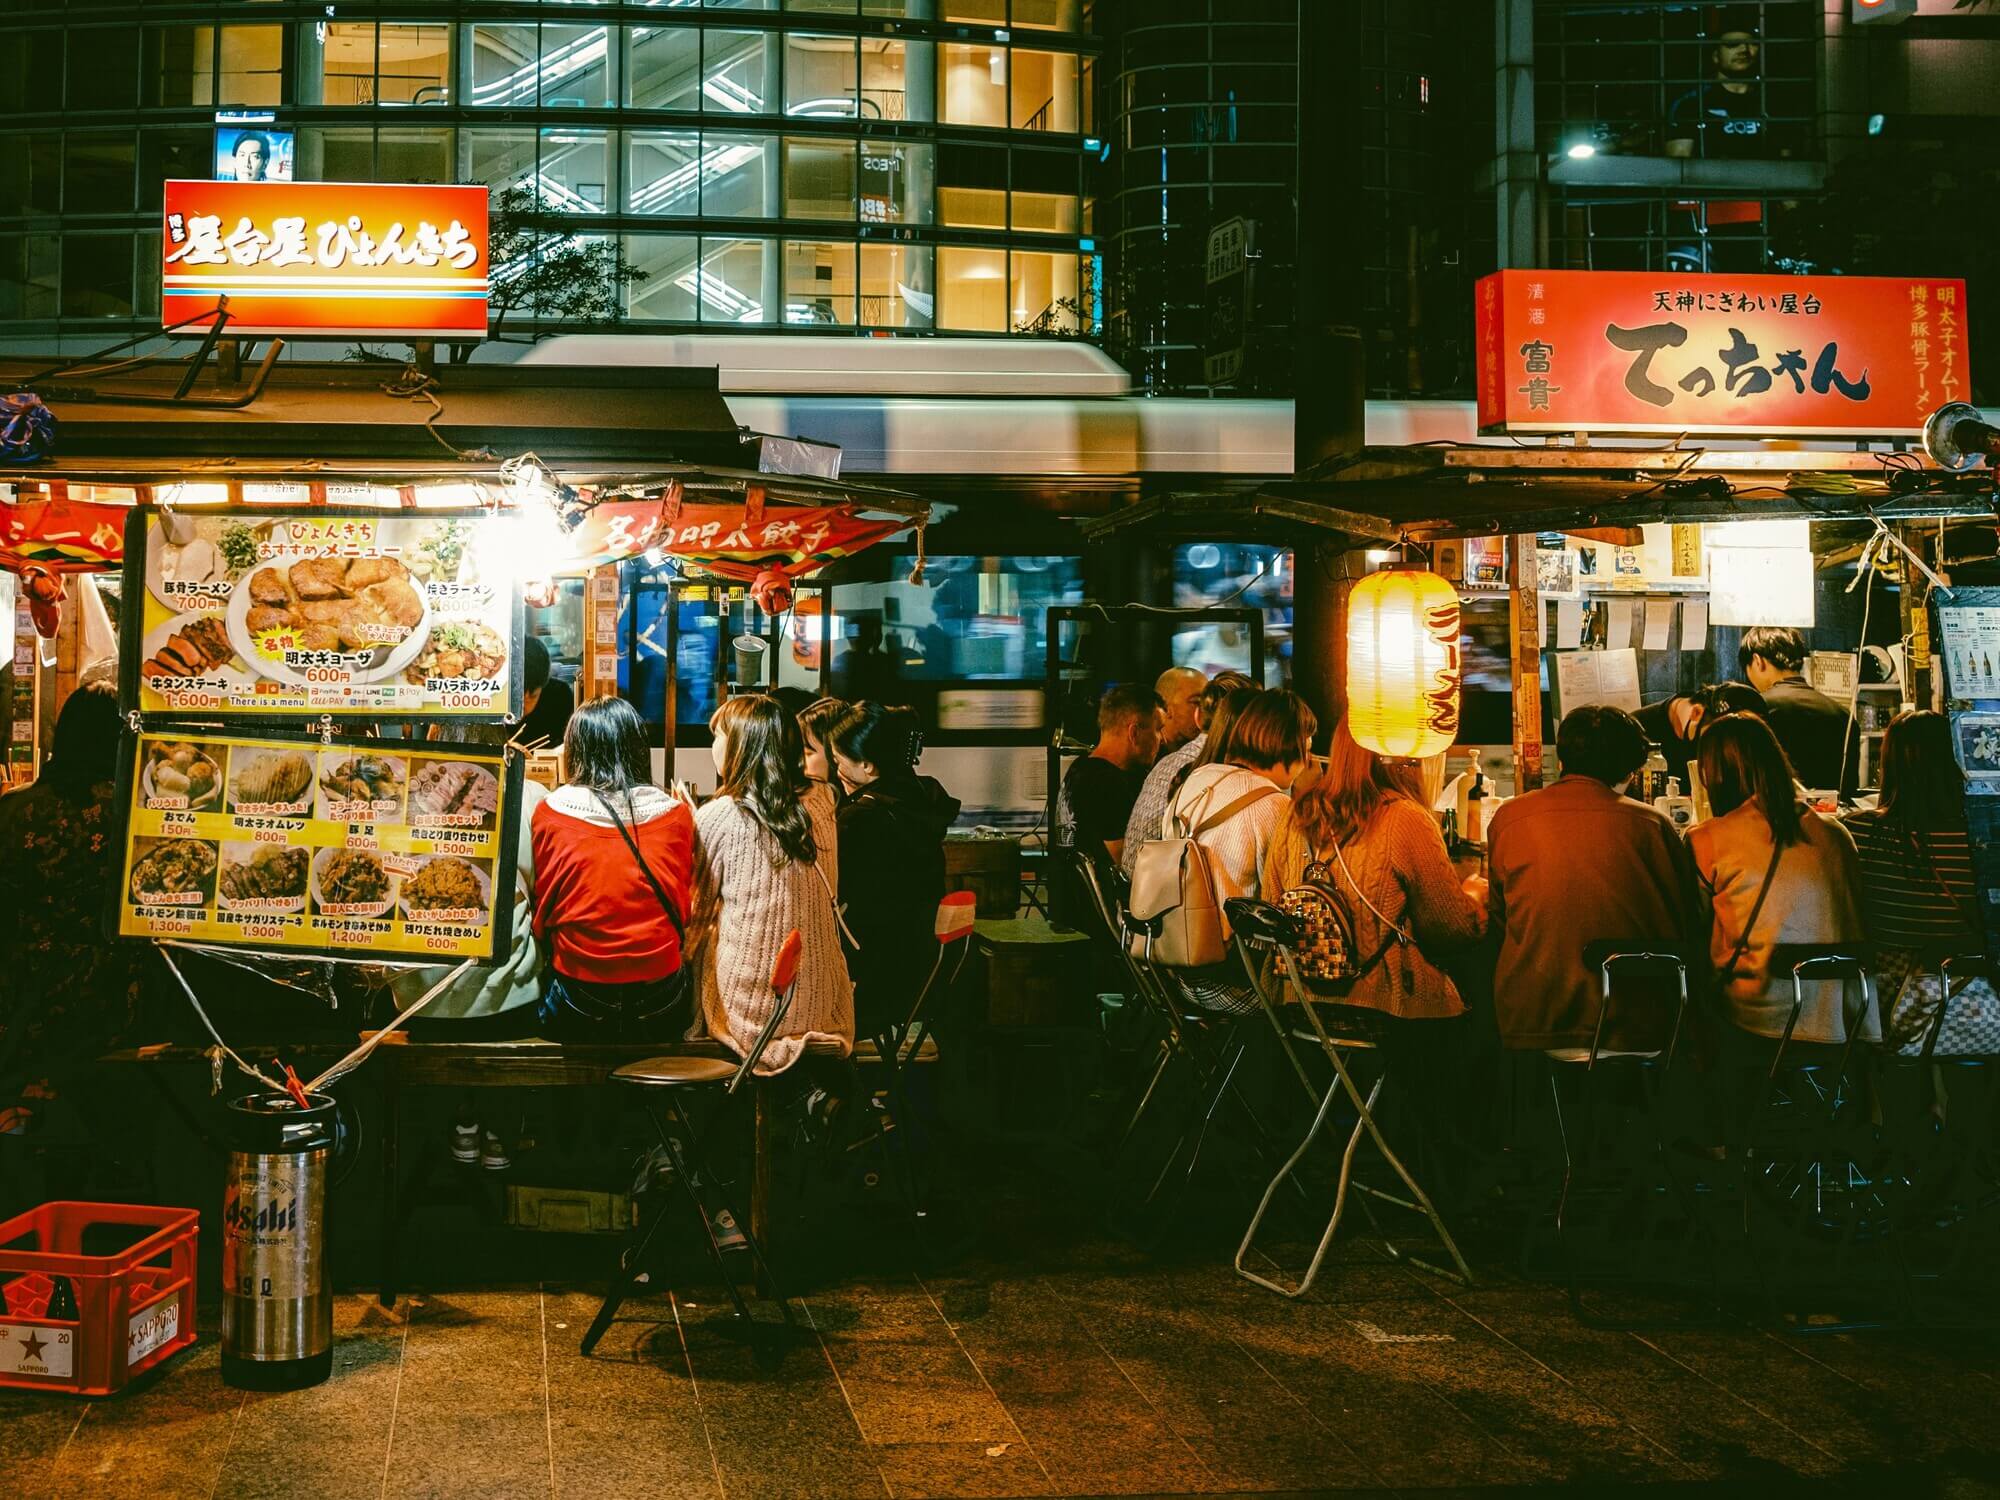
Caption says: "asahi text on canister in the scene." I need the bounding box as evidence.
[221,1092,335,1391]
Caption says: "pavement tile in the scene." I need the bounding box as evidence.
[41,1335,243,1500]
[381,1289,552,1497]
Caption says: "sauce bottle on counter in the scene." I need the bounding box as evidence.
[1464,766,1488,844]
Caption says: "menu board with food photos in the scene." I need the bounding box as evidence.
[112,729,521,963]
[120,507,523,721]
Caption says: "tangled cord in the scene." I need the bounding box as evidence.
[380,365,499,462]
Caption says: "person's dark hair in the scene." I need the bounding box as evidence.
[1698,712,1803,847]
[523,635,552,695]
[46,681,121,798]
[1737,626,1808,677]
[1197,670,1256,729]
[711,694,817,865]
[830,700,923,775]
[1692,681,1765,729]
[562,695,654,821]
[1096,683,1161,738]
[1876,710,1963,835]
[1194,686,1262,769]
[798,695,850,762]
[1224,690,1317,772]
[1556,705,1652,786]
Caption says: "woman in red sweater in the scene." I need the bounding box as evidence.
[531,696,695,1039]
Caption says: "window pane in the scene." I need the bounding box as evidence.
[0,33,63,115]
[833,555,1082,690]
[0,236,61,321]
[144,27,212,108]
[466,24,537,108]
[543,25,613,107]
[624,233,700,320]
[940,43,1007,129]
[787,0,857,12]
[460,127,536,193]
[540,128,612,211]
[377,127,452,184]
[706,0,777,8]
[783,240,855,325]
[379,24,450,106]
[135,229,162,330]
[704,30,776,114]
[784,33,858,118]
[782,137,854,220]
[1174,545,1291,687]
[860,242,931,328]
[317,20,374,105]
[63,134,136,214]
[298,126,374,182]
[68,26,140,110]
[219,25,284,108]
[938,140,1006,227]
[859,140,931,224]
[1012,0,1082,31]
[937,245,1005,331]
[942,1,1007,22]
[1011,48,1078,131]
[61,234,133,319]
[1011,147,1077,232]
[139,130,211,212]
[860,37,929,123]
[627,129,701,215]
[2,135,63,218]
[627,25,699,110]
[1009,248,1078,332]
[697,237,772,323]
[699,132,776,217]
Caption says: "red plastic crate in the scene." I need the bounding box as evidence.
[0,1201,200,1397]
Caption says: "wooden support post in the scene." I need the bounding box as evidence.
[1507,534,1545,792]
[1896,521,1934,710]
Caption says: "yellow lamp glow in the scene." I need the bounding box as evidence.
[1345,568,1463,758]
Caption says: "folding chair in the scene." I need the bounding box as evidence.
[1543,939,1714,1327]
[1225,898,1471,1298]
[579,933,805,1356]
[1733,942,1890,1331]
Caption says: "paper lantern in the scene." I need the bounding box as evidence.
[1345,569,1462,758]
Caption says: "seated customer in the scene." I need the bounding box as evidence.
[1489,706,1704,1052]
[830,702,961,1038]
[1122,671,1254,876]
[1061,684,1162,872]
[1162,690,1315,1012]
[517,635,575,749]
[1690,713,1874,1046]
[1262,718,1487,1020]
[688,695,854,1074]
[1842,711,1982,1051]
[531,696,696,1039]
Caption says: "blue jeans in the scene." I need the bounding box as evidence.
[537,971,689,1043]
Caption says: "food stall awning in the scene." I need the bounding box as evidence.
[1081,441,1998,547]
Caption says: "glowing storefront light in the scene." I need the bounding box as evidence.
[1345,569,1463,759]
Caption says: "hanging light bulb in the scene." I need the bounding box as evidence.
[1345,569,1462,759]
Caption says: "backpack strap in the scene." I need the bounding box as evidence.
[1186,782,1280,838]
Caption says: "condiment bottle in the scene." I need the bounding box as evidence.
[1464,766,1488,844]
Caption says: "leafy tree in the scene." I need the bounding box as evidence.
[450,185,647,363]
[1012,295,1089,338]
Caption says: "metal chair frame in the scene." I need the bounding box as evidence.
[580,953,804,1355]
[864,907,976,1232]
[1542,943,1717,1328]
[1226,899,1472,1299]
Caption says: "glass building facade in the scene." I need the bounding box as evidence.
[0,1,1100,339]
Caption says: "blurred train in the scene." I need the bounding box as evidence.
[513,335,1484,817]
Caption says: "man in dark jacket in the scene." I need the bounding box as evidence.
[1737,627,1856,795]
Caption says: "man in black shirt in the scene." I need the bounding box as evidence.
[1635,681,1766,789]
[518,635,575,749]
[1737,627,1857,796]
[1666,28,1776,161]
[1061,683,1163,870]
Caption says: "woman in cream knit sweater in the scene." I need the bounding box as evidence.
[686,696,854,1075]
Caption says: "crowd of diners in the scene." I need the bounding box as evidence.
[1060,629,1983,1145]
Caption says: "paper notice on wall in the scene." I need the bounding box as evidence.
[591,571,618,602]
[1643,600,1674,651]
[1937,605,2000,698]
[1809,650,1859,705]
[1556,600,1584,650]
[593,605,617,637]
[1606,600,1635,650]
[593,653,618,683]
[1681,599,1708,651]
[1554,648,1642,713]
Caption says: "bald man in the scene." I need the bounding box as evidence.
[1155,666,1207,755]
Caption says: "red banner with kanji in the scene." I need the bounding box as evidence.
[0,499,128,574]
[570,498,907,578]
[1475,270,1967,437]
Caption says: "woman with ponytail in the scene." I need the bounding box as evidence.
[687,694,854,1074]
[828,702,962,1037]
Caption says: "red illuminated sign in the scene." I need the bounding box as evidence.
[1475,269,1967,438]
[161,180,490,340]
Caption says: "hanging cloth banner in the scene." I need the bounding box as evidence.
[568,498,910,576]
[0,498,129,575]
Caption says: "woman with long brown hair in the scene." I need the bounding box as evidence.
[1259,718,1486,1019]
[1842,710,1984,1051]
[1689,712,1873,1045]
[687,694,854,1074]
